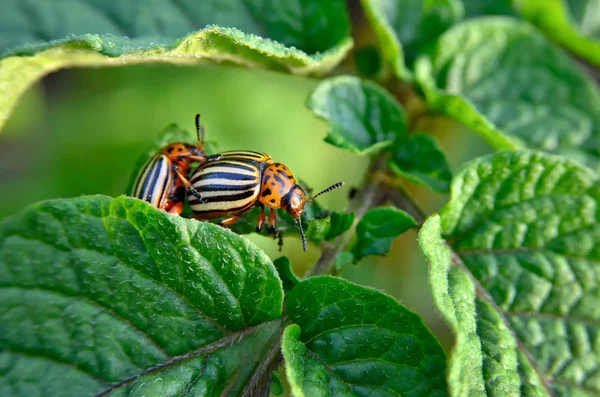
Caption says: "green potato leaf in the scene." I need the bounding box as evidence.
[0,195,285,396]
[517,0,600,67]
[228,201,354,250]
[0,0,353,132]
[416,17,600,170]
[419,151,600,396]
[273,256,300,292]
[282,276,448,396]
[389,133,453,193]
[360,0,462,79]
[353,206,417,261]
[462,0,517,18]
[306,75,406,155]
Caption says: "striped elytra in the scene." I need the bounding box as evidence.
[187,151,271,218]
[188,150,345,251]
[132,154,176,210]
[131,114,209,214]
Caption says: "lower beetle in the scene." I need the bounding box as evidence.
[187,150,344,251]
[132,114,209,214]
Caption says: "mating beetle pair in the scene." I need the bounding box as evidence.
[131,114,344,250]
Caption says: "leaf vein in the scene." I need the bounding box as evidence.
[0,285,171,358]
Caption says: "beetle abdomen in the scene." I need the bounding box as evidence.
[188,152,268,218]
[132,154,174,209]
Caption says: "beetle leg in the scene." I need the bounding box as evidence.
[256,205,265,232]
[218,216,240,228]
[268,208,277,232]
[168,202,184,215]
[276,229,284,251]
[172,164,205,203]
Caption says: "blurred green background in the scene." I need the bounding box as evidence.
[0,63,492,348]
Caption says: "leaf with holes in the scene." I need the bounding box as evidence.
[0,0,352,132]
[0,195,285,396]
[360,0,462,79]
[283,276,448,396]
[419,151,600,396]
[307,75,406,155]
[517,0,600,67]
[416,17,600,170]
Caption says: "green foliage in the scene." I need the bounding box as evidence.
[273,256,300,292]
[462,0,517,18]
[4,0,600,395]
[0,0,353,131]
[416,17,600,170]
[228,200,354,249]
[353,207,417,260]
[283,276,448,396]
[389,133,452,193]
[0,196,285,395]
[517,0,600,66]
[360,0,462,79]
[270,372,284,396]
[306,75,405,154]
[420,151,600,396]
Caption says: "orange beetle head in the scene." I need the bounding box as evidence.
[281,185,307,219]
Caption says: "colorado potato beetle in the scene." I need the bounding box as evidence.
[187,150,344,251]
[132,114,211,214]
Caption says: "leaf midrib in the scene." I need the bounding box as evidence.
[95,320,279,396]
[0,285,171,358]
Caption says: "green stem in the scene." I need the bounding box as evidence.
[308,158,427,277]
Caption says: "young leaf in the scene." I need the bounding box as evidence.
[389,133,452,193]
[353,206,417,260]
[517,0,600,67]
[419,151,600,396]
[360,0,463,79]
[306,76,406,155]
[273,256,300,292]
[270,372,284,395]
[283,276,448,396]
[416,17,600,170]
[0,196,285,396]
[0,0,353,132]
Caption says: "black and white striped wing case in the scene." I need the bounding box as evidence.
[188,151,271,218]
[131,154,174,209]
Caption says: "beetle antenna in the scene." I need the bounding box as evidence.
[195,114,205,147]
[296,219,307,252]
[306,181,345,202]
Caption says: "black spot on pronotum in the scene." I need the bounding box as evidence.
[167,147,174,153]
[271,182,276,187]
[270,199,275,204]
[261,188,272,197]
